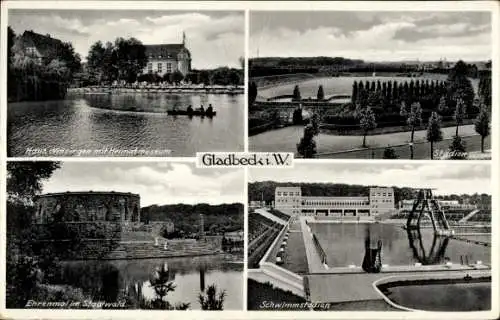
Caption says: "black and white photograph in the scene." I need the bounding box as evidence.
[6,161,244,310]
[248,11,492,160]
[7,9,244,157]
[247,163,491,310]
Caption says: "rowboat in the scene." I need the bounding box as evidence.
[167,109,216,117]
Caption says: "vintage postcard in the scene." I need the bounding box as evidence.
[0,1,498,320]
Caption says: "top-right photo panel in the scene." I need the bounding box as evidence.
[248,11,492,160]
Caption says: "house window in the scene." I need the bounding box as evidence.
[158,63,162,73]
[26,47,37,56]
[147,63,153,73]
[166,63,172,73]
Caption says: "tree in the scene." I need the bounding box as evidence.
[447,60,475,113]
[114,37,148,83]
[317,85,325,100]
[249,81,258,108]
[383,146,398,159]
[453,97,466,136]
[238,56,244,69]
[6,161,61,308]
[358,107,377,148]
[297,124,317,158]
[437,95,447,114]
[87,41,107,84]
[401,101,422,143]
[172,70,184,85]
[426,112,443,160]
[198,284,226,310]
[7,162,61,205]
[474,105,490,153]
[59,42,81,74]
[292,107,303,125]
[7,26,16,61]
[352,81,358,104]
[310,112,320,136]
[143,263,190,310]
[292,85,301,101]
[102,41,118,83]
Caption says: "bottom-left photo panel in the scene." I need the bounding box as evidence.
[5,161,244,310]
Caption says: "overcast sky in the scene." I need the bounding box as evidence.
[250,11,491,61]
[9,10,244,69]
[41,162,244,206]
[249,163,491,196]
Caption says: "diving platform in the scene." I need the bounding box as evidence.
[406,189,452,235]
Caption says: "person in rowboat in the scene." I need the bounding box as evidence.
[199,105,205,114]
[187,105,193,114]
[206,104,213,115]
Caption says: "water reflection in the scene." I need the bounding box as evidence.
[362,226,382,273]
[8,93,244,156]
[310,223,490,267]
[407,228,450,265]
[59,255,242,309]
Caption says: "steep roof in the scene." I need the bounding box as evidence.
[20,30,64,58]
[144,44,190,59]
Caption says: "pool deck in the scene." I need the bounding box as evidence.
[307,269,491,305]
[298,216,491,305]
[300,216,327,273]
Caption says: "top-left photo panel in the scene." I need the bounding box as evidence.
[6,9,245,157]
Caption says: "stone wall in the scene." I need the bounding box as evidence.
[34,192,140,224]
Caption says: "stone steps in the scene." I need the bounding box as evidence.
[104,241,220,259]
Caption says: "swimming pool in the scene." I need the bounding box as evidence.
[378,278,491,311]
[309,223,490,268]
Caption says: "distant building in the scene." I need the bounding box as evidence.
[163,220,175,233]
[249,200,266,208]
[225,230,244,242]
[274,186,395,217]
[141,32,191,77]
[16,30,65,64]
[398,199,476,212]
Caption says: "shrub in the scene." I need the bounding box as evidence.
[448,136,468,159]
[383,147,399,159]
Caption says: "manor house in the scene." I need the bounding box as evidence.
[141,33,191,77]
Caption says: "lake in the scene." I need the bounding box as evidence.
[258,74,479,99]
[310,223,490,267]
[61,254,243,310]
[8,93,244,157]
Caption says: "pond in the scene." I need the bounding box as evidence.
[259,74,479,99]
[8,93,244,157]
[310,223,490,267]
[60,254,243,310]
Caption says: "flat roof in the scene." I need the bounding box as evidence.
[36,191,140,198]
[303,196,369,201]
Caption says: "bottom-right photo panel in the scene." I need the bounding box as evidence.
[247,163,491,311]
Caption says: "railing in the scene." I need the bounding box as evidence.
[312,234,328,265]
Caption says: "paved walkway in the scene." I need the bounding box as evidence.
[250,124,490,159]
[254,208,287,225]
[308,269,491,304]
[300,217,328,273]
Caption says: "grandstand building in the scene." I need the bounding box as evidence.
[274,186,395,217]
[398,199,477,212]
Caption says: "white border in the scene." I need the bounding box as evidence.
[1,1,499,320]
